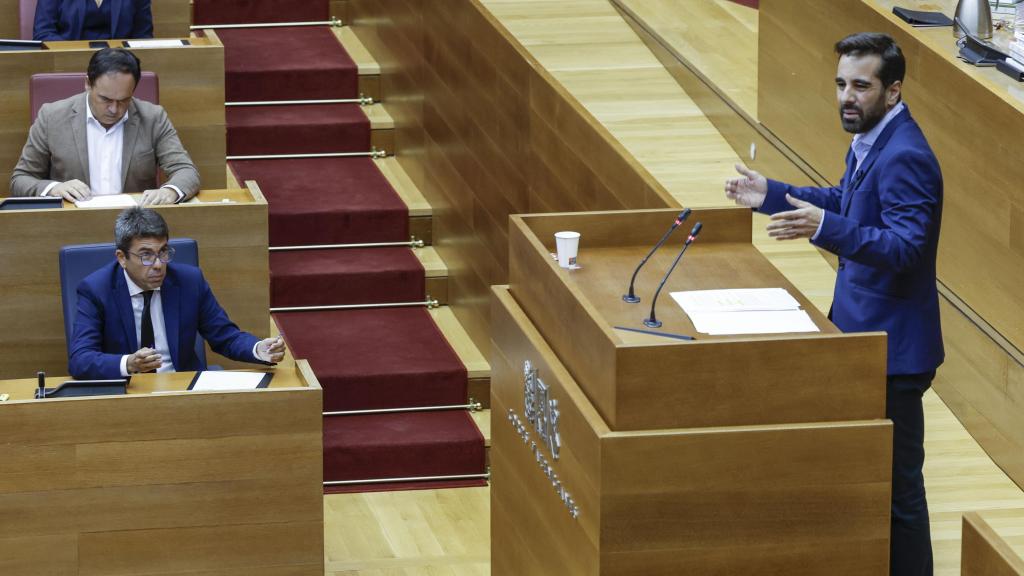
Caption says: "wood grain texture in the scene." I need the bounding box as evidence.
[1,0,190,40]
[0,187,268,379]
[508,209,887,431]
[962,511,1024,576]
[491,285,892,575]
[346,0,678,356]
[0,364,323,576]
[0,36,226,195]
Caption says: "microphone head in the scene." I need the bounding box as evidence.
[691,222,703,236]
[675,208,691,225]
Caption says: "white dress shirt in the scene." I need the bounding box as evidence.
[42,94,184,200]
[811,101,906,240]
[119,270,174,376]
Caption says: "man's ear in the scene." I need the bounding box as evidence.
[886,80,902,107]
[115,249,127,269]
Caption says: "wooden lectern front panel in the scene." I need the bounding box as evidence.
[491,286,893,575]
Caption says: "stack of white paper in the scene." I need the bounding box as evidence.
[190,371,267,391]
[74,194,138,209]
[669,288,819,335]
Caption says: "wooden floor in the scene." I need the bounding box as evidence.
[324,2,1024,574]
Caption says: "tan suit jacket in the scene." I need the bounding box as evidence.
[10,93,200,199]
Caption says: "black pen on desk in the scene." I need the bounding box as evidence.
[613,326,695,341]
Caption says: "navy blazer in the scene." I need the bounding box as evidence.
[760,106,944,375]
[33,0,153,41]
[69,261,263,379]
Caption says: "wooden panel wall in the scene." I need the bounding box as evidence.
[0,38,226,195]
[759,0,1024,489]
[347,0,677,353]
[1,0,191,40]
[962,511,1024,576]
[0,366,324,575]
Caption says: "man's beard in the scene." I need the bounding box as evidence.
[839,101,887,134]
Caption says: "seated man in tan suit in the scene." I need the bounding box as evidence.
[10,48,199,205]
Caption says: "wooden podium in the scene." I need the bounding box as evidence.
[490,208,893,574]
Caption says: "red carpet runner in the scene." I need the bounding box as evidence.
[198,0,487,492]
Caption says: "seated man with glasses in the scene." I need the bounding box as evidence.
[68,207,286,379]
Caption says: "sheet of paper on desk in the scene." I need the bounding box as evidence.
[190,371,268,391]
[74,194,137,209]
[687,310,819,335]
[670,288,801,314]
[125,39,187,48]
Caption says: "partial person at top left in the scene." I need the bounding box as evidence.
[33,0,153,41]
[10,47,199,205]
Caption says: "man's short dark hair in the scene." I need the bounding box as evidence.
[834,32,905,88]
[115,207,168,253]
[87,48,142,87]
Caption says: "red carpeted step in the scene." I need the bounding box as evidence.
[322,411,486,492]
[227,104,370,156]
[230,158,408,247]
[275,308,467,411]
[193,0,329,25]
[270,248,425,308]
[218,27,357,102]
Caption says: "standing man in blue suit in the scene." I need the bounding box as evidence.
[725,33,942,575]
[33,0,153,41]
[69,207,286,379]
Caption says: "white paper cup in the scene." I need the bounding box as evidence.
[554,231,581,269]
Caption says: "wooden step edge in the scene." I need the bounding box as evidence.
[414,246,447,278]
[471,409,492,448]
[363,103,394,130]
[332,26,380,76]
[431,306,490,381]
[375,157,432,217]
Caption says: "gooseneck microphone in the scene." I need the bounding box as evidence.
[643,222,703,328]
[623,208,691,303]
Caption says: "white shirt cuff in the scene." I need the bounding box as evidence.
[253,341,267,362]
[162,184,186,203]
[120,354,130,377]
[41,182,59,197]
[810,210,826,241]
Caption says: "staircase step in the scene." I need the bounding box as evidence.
[431,306,490,408]
[322,410,486,492]
[219,27,358,102]
[231,157,409,247]
[375,157,432,245]
[194,0,328,25]
[226,103,371,156]
[275,307,468,412]
[270,247,426,309]
[333,25,380,101]
[416,247,448,304]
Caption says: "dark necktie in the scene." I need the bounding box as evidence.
[140,290,155,350]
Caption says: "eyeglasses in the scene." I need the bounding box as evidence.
[128,246,175,266]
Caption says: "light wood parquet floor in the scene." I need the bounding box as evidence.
[324,2,1024,574]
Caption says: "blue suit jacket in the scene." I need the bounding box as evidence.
[68,261,263,379]
[33,0,153,41]
[760,106,944,375]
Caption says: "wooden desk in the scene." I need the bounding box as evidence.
[0,185,269,379]
[0,34,226,195]
[0,0,191,42]
[492,209,892,574]
[962,509,1024,576]
[0,362,324,575]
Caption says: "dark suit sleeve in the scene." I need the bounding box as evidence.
[10,103,58,197]
[812,149,941,272]
[32,0,66,41]
[760,179,843,215]
[68,283,127,380]
[153,107,200,200]
[195,271,266,364]
[131,0,154,38]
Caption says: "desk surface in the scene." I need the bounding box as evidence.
[0,367,308,402]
